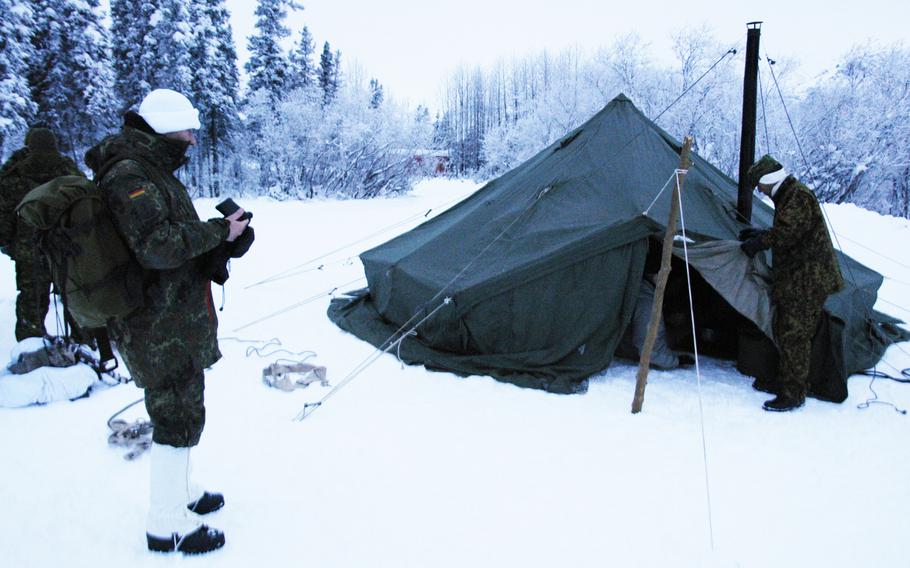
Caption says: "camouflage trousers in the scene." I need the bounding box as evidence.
[14,254,51,342]
[144,368,206,447]
[773,290,826,401]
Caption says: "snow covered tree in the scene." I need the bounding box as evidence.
[28,0,120,157]
[333,48,343,95]
[317,42,338,105]
[245,0,296,100]
[0,0,37,158]
[288,26,316,91]
[797,45,910,217]
[235,71,430,199]
[140,0,195,96]
[188,0,240,196]
[369,78,384,109]
[110,0,147,109]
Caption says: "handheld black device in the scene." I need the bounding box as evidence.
[216,198,252,221]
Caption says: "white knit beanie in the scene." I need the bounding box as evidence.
[137,89,201,134]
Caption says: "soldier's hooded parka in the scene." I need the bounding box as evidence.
[85,113,230,389]
[761,176,843,302]
[757,174,844,399]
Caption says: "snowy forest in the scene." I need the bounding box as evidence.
[1,1,908,216]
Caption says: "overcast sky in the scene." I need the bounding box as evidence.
[225,0,908,109]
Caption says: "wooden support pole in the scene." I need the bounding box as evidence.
[631,136,694,414]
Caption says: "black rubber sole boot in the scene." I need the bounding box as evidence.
[147,525,225,555]
[188,491,224,515]
[752,380,777,395]
[762,394,805,412]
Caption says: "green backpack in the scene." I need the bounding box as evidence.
[16,173,145,329]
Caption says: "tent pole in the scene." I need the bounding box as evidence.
[632,136,694,414]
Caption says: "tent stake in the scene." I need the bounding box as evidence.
[632,136,694,414]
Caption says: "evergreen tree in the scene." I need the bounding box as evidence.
[189,0,240,196]
[29,0,120,156]
[317,42,336,105]
[0,0,37,157]
[369,78,384,109]
[110,0,146,109]
[333,48,343,96]
[245,0,295,99]
[288,26,315,91]
[145,0,195,95]
[128,0,164,97]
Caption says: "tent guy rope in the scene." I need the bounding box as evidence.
[246,192,470,289]
[676,165,716,551]
[295,298,453,421]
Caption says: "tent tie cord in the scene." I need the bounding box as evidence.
[423,185,549,308]
[860,368,910,384]
[589,39,743,164]
[295,298,454,422]
[857,368,908,415]
[232,277,366,332]
[674,176,715,551]
[396,330,418,367]
[647,45,740,127]
[757,64,773,156]
[219,337,318,359]
[642,171,682,216]
[248,190,470,290]
[246,208,434,289]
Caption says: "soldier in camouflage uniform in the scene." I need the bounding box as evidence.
[85,89,249,555]
[0,128,83,341]
[740,155,844,412]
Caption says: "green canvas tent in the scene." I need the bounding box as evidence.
[329,94,905,398]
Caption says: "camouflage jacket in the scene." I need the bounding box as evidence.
[85,126,229,388]
[0,147,82,254]
[762,177,844,303]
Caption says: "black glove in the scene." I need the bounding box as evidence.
[740,234,768,258]
[738,228,767,242]
[229,226,254,258]
[207,243,232,285]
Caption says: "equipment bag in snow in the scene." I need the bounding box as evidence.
[16,173,145,329]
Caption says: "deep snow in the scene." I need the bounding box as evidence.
[1,179,909,568]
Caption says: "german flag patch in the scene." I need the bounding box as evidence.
[128,188,146,199]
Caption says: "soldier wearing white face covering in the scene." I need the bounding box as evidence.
[739,155,843,412]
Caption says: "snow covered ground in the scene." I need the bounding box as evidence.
[1,178,910,567]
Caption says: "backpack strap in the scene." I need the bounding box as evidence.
[93,327,118,373]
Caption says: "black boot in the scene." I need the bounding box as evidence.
[147,524,225,554]
[752,379,777,395]
[188,491,224,515]
[762,394,805,412]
